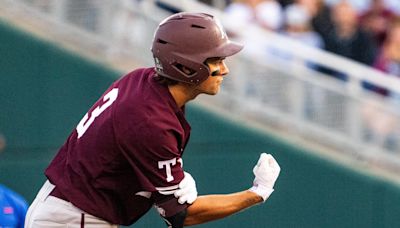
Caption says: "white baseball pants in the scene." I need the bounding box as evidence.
[25,180,118,228]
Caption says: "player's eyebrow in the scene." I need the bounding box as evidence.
[205,57,225,65]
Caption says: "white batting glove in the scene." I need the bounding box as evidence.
[174,172,198,204]
[249,153,281,201]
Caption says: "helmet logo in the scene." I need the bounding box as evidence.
[154,57,163,72]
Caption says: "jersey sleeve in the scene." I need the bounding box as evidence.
[115,111,186,195]
[116,115,190,226]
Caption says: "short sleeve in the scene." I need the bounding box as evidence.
[116,113,185,195]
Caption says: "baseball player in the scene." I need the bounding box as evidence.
[25,12,281,228]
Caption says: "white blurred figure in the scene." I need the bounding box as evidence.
[224,0,284,57]
[225,0,283,32]
[256,0,285,31]
[282,3,324,49]
[385,0,400,15]
[280,3,324,68]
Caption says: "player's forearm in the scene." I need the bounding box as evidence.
[183,190,263,226]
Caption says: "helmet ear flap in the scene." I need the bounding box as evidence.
[154,53,210,84]
[165,54,210,84]
[172,63,196,77]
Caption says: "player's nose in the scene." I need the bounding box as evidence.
[220,61,229,77]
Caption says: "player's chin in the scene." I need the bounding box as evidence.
[203,91,218,96]
[206,87,220,95]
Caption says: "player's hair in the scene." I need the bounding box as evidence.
[151,12,243,85]
[153,73,179,86]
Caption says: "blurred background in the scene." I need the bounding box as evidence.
[1,0,400,227]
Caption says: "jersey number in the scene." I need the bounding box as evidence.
[76,88,119,138]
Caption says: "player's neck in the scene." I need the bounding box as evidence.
[168,83,199,108]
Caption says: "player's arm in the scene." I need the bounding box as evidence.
[158,191,262,228]
[158,153,280,227]
[184,153,280,226]
[184,190,262,226]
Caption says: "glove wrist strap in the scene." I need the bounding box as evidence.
[249,185,274,202]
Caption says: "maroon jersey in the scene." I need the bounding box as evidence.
[45,67,191,225]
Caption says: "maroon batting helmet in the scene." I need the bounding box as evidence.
[151,12,244,84]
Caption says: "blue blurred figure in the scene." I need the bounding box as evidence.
[0,184,28,228]
[0,134,28,228]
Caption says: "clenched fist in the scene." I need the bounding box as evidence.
[249,153,281,201]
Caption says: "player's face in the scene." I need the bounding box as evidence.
[196,57,229,95]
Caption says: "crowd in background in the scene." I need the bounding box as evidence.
[32,0,399,92]
[162,0,400,149]
[25,0,400,94]
[223,0,400,92]
[220,0,400,150]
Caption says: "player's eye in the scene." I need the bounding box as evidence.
[211,69,221,76]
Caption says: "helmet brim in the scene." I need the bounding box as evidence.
[213,40,244,58]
